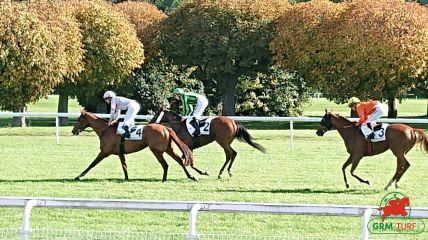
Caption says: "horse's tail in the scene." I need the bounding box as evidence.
[167,128,193,166]
[414,128,428,154]
[235,122,266,153]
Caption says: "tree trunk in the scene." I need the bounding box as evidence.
[57,91,69,126]
[387,97,397,118]
[12,106,27,127]
[426,98,428,116]
[221,75,238,116]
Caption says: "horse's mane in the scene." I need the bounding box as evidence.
[165,108,184,120]
[84,111,108,122]
[330,112,355,126]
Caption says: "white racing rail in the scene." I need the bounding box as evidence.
[0,112,427,146]
[2,197,428,240]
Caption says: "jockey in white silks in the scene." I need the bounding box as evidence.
[103,91,140,138]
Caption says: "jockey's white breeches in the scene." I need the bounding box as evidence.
[364,103,387,125]
[123,101,140,127]
[192,96,208,119]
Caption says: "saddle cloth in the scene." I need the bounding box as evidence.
[117,122,144,140]
[185,117,215,136]
[369,123,388,142]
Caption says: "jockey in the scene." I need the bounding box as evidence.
[172,88,208,137]
[347,97,387,140]
[103,91,140,138]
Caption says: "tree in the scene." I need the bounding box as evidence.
[156,0,290,115]
[271,0,428,117]
[112,1,166,59]
[0,1,83,126]
[236,67,311,116]
[63,0,144,112]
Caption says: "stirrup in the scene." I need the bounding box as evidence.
[365,132,375,140]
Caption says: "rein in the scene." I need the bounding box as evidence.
[343,125,354,129]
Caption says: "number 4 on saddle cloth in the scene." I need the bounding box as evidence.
[366,123,388,142]
[185,117,215,136]
[116,122,144,140]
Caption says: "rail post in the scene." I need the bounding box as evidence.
[361,208,373,240]
[21,199,38,240]
[289,120,294,148]
[55,116,59,145]
[187,204,202,240]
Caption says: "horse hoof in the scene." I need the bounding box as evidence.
[191,176,199,181]
[395,182,400,189]
[367,180,372,186]
[74,177,80,181]
[346,184,350,189]
[204,171,210,176]
[218,175,222,180]
[228,172,233,177]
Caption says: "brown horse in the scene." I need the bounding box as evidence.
[316,111,428,190]
[71,111,196,182]
[149,107,266,179]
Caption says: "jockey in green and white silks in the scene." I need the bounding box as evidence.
[103,91,140,138]
[173,88,209,137]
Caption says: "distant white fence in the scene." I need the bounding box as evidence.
[1,197,427,240]
[0,112,427,146]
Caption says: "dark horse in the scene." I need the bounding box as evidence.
[71,111,196,182]
[316,111,428,190]
[149,107,266,179]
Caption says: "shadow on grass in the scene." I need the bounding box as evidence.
[0,177,186,183]
[217,187,380,195]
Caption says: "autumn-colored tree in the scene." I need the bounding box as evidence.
[63,0,144,111]
[271,0,428,117]
[112,1,166,59]
[156,0,290,115]
[0,1,83,126]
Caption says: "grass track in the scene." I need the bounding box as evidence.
[0,127,427,238]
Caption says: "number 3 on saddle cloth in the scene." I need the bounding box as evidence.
[364,123,388,142]
[185,117,215,136]
[116,122,144,140]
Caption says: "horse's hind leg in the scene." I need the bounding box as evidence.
[150,148,169,182]
[165,146,198,181]
[118,154,129,181]
[226,148,237,177]
[385,154,410,191]
[350,155,371,186]
[75,152,109,180]
[218,145,234,179]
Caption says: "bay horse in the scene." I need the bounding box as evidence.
[149,107,266,179]
[316,110,428,190]
[71,110,196,182]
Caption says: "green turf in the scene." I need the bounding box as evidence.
[0,96,427,238]
[0,127,427,238]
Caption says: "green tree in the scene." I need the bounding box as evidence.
[0,1,83,126]
[63,0,144,112]
[132,57,202,114]
[236,68,311,116]
[156,0,290,115]
[271,0,428,117]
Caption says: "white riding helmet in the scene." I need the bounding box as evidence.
[103,91,116,99]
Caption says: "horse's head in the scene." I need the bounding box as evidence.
[149,107,182,124]
[72,111,90,135]
[316,109,334,136]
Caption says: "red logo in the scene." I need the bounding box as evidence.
[377,196,410,222]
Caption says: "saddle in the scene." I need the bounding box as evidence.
[116,122,144,140]
[185,117,215,136]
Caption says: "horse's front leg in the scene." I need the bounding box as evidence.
[349,155,371,186]
[75,152,109,180]
[342,156,353,188]
[118,154,129,181]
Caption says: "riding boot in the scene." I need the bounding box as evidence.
[361,125,374,140]
[122,125,130,138]
[191,118,200,137]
